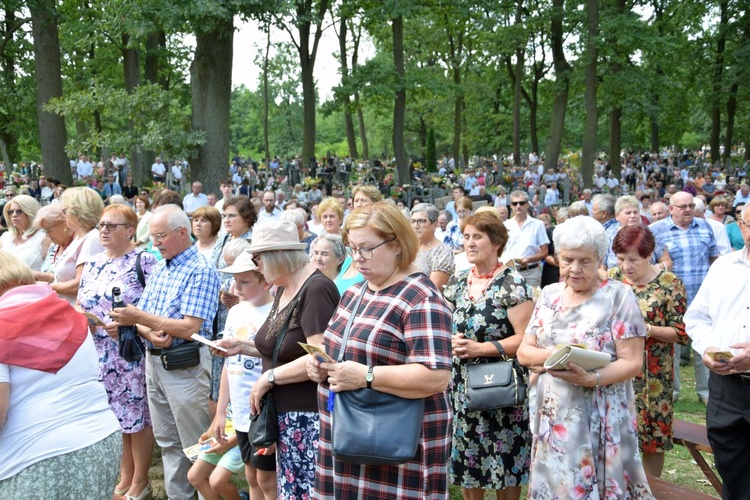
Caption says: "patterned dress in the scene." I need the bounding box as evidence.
[415,242,455,281]
[608,268,688,453]
[443,267,532,490]
[78,249,156,433]
[526,280,653,499]
[314,273,453,500]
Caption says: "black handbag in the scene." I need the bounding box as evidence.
[332,285,425,466]
[465,340,527,412]
[248,276,314,448]
[160,341,201,371]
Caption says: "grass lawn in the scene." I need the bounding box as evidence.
[145,363,720,499]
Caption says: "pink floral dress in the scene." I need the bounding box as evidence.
[525,279,654,499]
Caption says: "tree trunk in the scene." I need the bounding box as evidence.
[29,0,70,184]
[529,78,539,155]
[338,18,358,159]
[649,94,659,153]
[0,8,18,166]
[544,0,571,178]
[581,0,599,181]
[610,107,622,177]
[452,66,462,164]
[356,94,369,159]
[190,17,233,195]
[392,15,409,184]
[724,81,737,169]
[121,33,144,184]
[262,27,271,165]
[710,0,728,166]
[512,0,524,166]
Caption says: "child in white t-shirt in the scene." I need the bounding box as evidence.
[213,252,277,499]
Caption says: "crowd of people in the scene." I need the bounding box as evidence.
[0,147,749,500]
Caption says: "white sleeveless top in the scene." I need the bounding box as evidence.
[0,230,46,271]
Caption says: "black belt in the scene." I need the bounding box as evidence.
[729,373,750,385]
[148,348,163,355]
[517,263,539,271]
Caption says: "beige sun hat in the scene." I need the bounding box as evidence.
[246,220,307,254]
[219,251,258,274]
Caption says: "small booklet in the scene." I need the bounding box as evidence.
[544,345,611,371]
[183,437,218,460]
[190,333,228,352]
[708,351,734,363]
[298,342,335,363]
[83,312,105,328]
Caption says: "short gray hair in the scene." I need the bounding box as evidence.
[279,208,305,227]
[410,203,439,222]
[223,238,251,261]
[693,197,706,215]
[592,194,615,216]
[510,190,529,201]
[553,216,608,261]
[438,210,453,222]
[614,195,639,215]
[312,233,346,261]
[155,204,190,231]
[568,201,589,217]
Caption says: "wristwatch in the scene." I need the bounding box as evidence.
[267,370,276,386]
[365,366,374,389]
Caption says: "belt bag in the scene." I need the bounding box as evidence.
[465,357,527,411]
[333,388,424,466]
[160,341,201,371]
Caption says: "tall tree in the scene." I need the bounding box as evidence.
[709,0,729,166]
[190,16,234,194]
[581,0,599,182]
[543,0,571,177]
[392,14,409,183]
[336,16,358,159]
[29,0,70,183]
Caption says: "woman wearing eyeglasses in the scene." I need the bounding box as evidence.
[0,194,49,272]
[411,203,454,291]
[52,187,105,304]
[444,196,473,253]
[76,204,157,500]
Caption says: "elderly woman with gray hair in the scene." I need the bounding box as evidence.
[517,216,653,498]
[411,203,455,290]
[310,233,346,283]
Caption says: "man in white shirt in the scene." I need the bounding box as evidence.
[501,190,549,288]
[171,160,183,189]
[434,210,452,243]
[76,154,93,180]
[257,190,282,221]
[694,198,732,255]
[151,157,166,183]
[685,204,750,500]
[276,190,287,210]
[182,182,208,217]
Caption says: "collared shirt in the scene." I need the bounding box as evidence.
[442,220,463,250]
[603,218,621,269]
[686,247,750,356]
[649,216,719,305]
[183,193,208,214]
[502,216,549,261]
[139,245,220,347]
[258,207,282,221]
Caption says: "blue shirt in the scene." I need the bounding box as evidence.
[649,216,719,305]
[139,244,220,346]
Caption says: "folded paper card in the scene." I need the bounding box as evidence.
[544,345,611,371]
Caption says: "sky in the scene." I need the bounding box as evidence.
[230,17,373,102]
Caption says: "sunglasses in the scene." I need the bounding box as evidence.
[511,201,528,206]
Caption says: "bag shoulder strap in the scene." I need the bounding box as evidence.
[135,250,146,289]
[270,272,325,369]
[336,284,368,363]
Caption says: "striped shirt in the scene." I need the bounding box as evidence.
[139,244,220,346]
[649,216,719,305]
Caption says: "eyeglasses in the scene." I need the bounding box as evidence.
[221,213,239,219]
[670,203,695,211]
[457,210,471,217]
[4,193,14,198]
[348,237,396,260]
[96,222,130,232]
[511,201,528,206]
[7,209,24,216]
[251,254,262,266]
[739,220,750,227]
[61,207,68,215]
[410,218,430,227]
[150,226,180,243]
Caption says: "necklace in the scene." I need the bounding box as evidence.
[467,263,503,301]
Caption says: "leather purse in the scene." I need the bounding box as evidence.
[465,340,527,412]
[160,341,201,371]
[332,285,425,466]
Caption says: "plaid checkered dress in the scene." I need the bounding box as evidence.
[314,273,453,500]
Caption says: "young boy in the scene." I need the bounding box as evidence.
[214,252,277,499]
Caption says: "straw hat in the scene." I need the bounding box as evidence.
[247,220,307,254]
[219,251,258,274]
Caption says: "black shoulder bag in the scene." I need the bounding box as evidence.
[332,285,426,466]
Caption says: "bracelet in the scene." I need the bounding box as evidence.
[594,371,601,387]
[646,324,652,335]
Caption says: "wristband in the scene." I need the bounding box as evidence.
[594,371,601,387]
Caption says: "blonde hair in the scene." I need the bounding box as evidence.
[0,250,35,295]
[343,201,418,271]
[257,249,309,283]
[316,197,343,221]
[223,238,251,262]
[351,185,382,204]
[3,194,42,238]
[60,186,105,231]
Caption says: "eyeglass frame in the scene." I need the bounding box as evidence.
[348,237,397,260]
[150,226,181,243]
[96,222,132,232]
[409,218,431,227]
[670,203,696,211]
[7,209,25,216]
